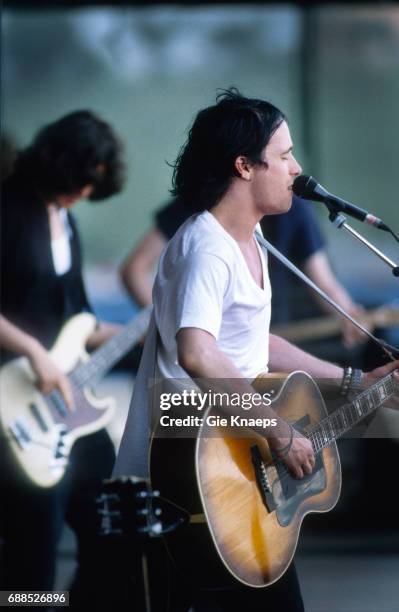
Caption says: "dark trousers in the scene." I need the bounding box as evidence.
[0,430,132,610]
[144,539,305,612]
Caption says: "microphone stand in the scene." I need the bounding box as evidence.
[327,208,399,278]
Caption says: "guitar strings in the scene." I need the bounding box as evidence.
[262,370,398,496]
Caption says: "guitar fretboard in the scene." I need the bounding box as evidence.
[69,307,152,388]
[306,373,398,453]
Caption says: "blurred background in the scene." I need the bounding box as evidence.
[2,2,399,611]
[3,3,399,304]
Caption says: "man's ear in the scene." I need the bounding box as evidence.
[234,156,252,180]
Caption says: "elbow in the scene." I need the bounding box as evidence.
[177,343,215,377]
[177,329,218,377]
[119,259,134,290]
[119,256,145,299]
[177,345,199,376]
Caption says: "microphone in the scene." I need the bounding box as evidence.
[293,175,388,230]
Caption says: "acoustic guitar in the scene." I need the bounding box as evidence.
[150,369,398,588]
[0,307,151,487]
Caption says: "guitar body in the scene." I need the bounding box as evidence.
[150,371,341,588]
[0,313,115,487]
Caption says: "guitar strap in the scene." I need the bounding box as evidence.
[113,312,158,479]
[255,232,398,361]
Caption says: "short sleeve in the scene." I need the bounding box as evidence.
[154,251,231,350]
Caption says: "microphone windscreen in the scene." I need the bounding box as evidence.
[292,175,318,199]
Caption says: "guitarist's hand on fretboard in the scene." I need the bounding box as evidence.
[363,359,399,410]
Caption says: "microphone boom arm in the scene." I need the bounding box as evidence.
[328,209,399,278]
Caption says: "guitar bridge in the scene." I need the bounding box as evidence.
[251,444,276,512]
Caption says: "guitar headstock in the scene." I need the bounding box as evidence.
[97,476,188,541]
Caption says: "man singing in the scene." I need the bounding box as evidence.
[115,89,398,611]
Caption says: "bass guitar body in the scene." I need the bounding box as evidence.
[0,313,114,487]
[150,371,341,588]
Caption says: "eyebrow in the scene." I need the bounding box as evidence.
[281,146,293,155]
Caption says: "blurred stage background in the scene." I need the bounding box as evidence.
[2,3,399,611]
[3,3,399,306]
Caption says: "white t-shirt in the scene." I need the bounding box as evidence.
[153,210,272,381]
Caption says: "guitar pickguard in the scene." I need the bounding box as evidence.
[270,414,326,527]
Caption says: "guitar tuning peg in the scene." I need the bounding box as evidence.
[97,509,121,518]
[149,522,163,536]
[95,493,119,504]
[137,522,162,536]
[135,489,160,499]
[135,491,148,499]
[101,527,123,536]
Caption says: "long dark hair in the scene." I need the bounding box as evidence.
[172,88,285,211]
[12,110,125,202]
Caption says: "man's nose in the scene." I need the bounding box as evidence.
[291,157,302,176]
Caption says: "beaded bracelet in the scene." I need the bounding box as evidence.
[349,368,363,393]
[340,366,363,397]
[340,366,353,397]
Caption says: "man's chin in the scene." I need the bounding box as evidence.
[273,197,293,215]
[260,196,293,216]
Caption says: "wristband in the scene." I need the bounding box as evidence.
[340,366,363,398]
[349,368,363,393]
[340,367,353,397]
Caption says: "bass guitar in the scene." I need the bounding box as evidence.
[0,307,151,487]
[150,370,398,588]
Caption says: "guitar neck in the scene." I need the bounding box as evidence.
[306,372,398,453]
[70,307,152,387]
[271,307,399,344]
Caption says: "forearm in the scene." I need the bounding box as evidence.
[177,329,291,439]
[120,228,166,308]
[176,330,317,478]
[304,251,356,316]
[268,333,343,396]
[312,285,355,318]
[120,263,153,307]
[304,252,369,346]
